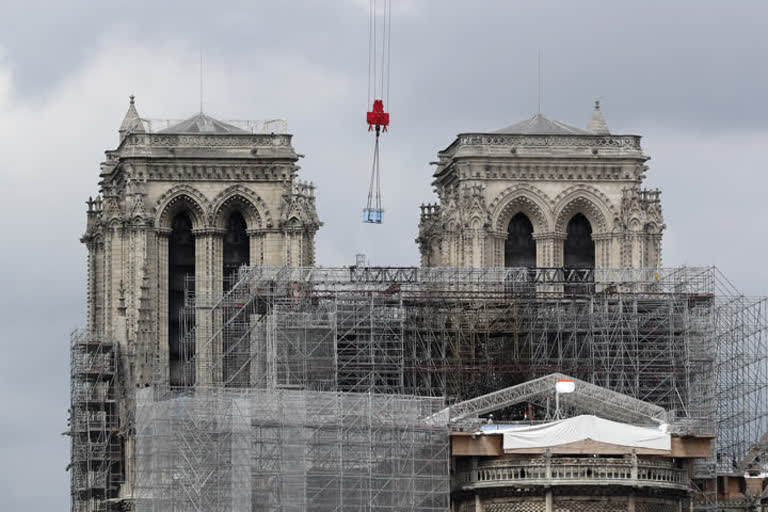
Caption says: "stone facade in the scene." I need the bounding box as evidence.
[78,98,320,502]
[417,104,664,269]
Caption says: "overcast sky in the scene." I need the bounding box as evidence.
[1,1,767,510]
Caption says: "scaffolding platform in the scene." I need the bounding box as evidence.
[67,330,122,512]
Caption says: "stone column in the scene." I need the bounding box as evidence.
[464,228,483,268]
[305,229,318,266]
[156,228,171,385]
[654,232,663,267]
[445,234,456,267]
[631,232,644,268]
[552,232,566,268]
[592,233,612,268]
[647,233,663,267]
[608,233,623,268]
[85,241,99,334]
[262,230,285,266]
[194,228,224,386]
[621,234,633,267]
[290,229,304,266]
[545,449,553,512]
[111,223,127,345]
[124,224,146,346]
[532,232,566,295]
[631,449,638,480]
[247,228,265,266]
[440,234,450,267]
[93,240,106,335]
[134,227,156,386]
[485,231,507,267]
[470,457,483,512]
[103,225,114,339]
[533,232,566,268]
[472,230,484,267]
[532,232,548,268]
[285,230,295,266]
[629,452,638,511]
[454,233,462,267]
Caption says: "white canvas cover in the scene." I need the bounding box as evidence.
[499,415,670,451]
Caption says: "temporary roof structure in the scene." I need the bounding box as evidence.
[498,415,670,452]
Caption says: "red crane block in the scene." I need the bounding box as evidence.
[367,99,390,132]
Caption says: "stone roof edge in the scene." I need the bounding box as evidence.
[437,131,643,155]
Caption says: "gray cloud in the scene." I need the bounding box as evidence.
[1,2,767,510]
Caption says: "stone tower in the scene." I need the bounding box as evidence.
[73,97,320,508]
[417,102,664,269]
[84,96,321,385]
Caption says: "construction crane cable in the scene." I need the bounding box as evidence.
[376,135,382,210]
[368,0,374,106]
[363,0,390,224]
[380,0,387,100]
[386,0,392,105]
[372,0,378,99]
[367,135,381,210]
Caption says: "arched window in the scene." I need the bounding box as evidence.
[505,213,536,267]
[564,213,595,268]
[168,212,195,386]
[222,211,250,386]
[223,212,250,291]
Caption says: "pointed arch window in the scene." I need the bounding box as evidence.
[222,211,251,387]
[564,213,595,268]
[168,212,195,386]
[505,213,536,267]
[223,211,250,291]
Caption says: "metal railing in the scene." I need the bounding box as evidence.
[140,117,288,134]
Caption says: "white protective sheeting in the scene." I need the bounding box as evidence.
[500,415,671,451]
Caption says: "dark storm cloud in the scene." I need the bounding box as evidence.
[0,2,767,510]
[3,1,767,129]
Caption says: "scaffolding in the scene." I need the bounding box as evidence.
[178,267,715,422]
[70,265,768,511]
[711,273,768,473]
[67,330,122,512]
[175,266,768,473]
[133,387,449,512]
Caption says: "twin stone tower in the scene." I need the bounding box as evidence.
[76,97,664,505]
[83,97,664,391]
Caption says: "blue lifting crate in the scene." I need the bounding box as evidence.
[362,208,383,224]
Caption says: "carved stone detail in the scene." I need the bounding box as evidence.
[457,133,642,150]
[209,184,272,229]
[144,163,295,182]
[153,184,210,229]
[552,185,615,234]
[125,133,291,148]
[488,184,552,233]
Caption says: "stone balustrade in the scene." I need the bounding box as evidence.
[454,458,688,492]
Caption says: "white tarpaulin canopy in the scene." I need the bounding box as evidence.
[499,415,670,451]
